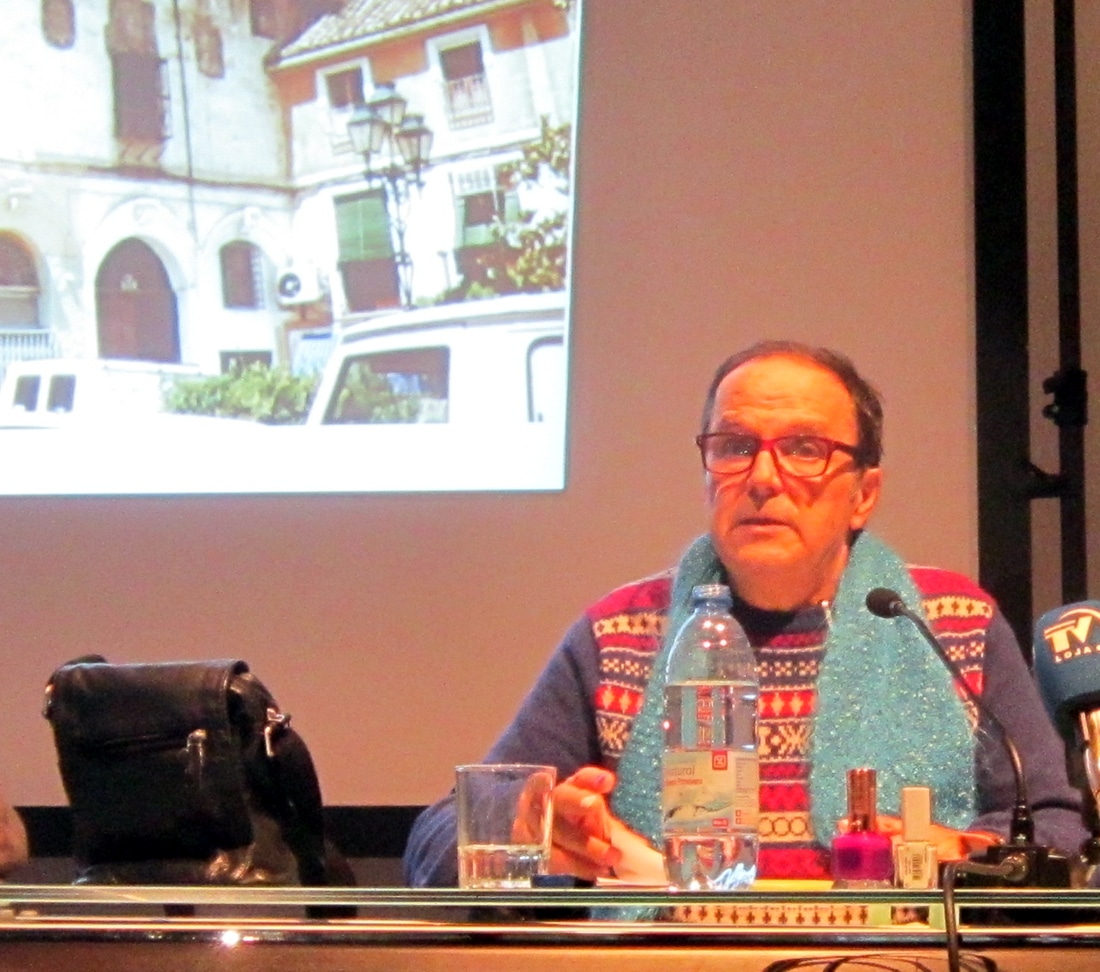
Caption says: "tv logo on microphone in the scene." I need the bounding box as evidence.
[1041,606,1100,662]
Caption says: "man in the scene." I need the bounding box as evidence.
[404,341,1086,886]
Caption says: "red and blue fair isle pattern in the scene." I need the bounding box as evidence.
[588,566,994,880]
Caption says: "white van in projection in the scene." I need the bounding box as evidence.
[0,357,271,495]
[305,290,568,492]
[0,358,204,428]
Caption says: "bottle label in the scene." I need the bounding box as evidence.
[661,749,759,833]
[893,841,938,889]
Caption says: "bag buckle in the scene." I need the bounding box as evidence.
[263,707,290,758]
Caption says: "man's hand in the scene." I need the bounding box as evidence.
[843,814,1002,862]
[547,766,623,879]
[0,798,27,876]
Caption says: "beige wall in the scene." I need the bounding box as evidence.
[0,0,977,807]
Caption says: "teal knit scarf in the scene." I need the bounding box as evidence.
[612,530,977,857]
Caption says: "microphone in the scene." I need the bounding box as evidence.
[866,587,1070,886]
[1033,601,1100,867]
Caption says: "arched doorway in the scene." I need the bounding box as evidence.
[95,238,180,362]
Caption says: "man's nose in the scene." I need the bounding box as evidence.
[745,444,784,494]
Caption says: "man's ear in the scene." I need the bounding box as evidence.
[849,465,882,531]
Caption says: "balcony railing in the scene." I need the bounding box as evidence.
[0,328,59,384]
[443,74,494,129]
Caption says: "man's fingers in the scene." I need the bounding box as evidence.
[549,845,601,880]
[556,784,610,828]
[565,767,616,793]
[577,792,612,838]
[551,799,617,862]
[836,812,1005,863]
[545,765,622,879]
[549,832,621,877]
[874,815,903,837]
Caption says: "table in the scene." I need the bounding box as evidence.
[1,884,1098,971]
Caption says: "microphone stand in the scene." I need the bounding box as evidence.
[865,588,1071,888]
[1071,710,1100,879]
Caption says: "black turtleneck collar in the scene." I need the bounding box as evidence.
[728,590,831,643]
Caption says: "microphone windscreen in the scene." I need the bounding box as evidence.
[865,587,905,619]
[1033,600,1100,735]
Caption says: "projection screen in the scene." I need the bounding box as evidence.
[0,0,581,495]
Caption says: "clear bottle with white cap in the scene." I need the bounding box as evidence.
[661,583,759,891]
[893,785,938,889]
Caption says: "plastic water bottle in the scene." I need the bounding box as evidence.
[662,583,759,890]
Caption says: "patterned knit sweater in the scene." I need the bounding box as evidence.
[589,567,991,880]
[402,567,1086,888]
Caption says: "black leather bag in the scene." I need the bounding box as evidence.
[43,657,343,887]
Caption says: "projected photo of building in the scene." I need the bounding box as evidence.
[0,0,580,495]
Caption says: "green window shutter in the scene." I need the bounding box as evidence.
[502,189,521,225]
[335,191,394,261]
[464,224,495,247]
[454,196,467,248]
[457,191,502,247]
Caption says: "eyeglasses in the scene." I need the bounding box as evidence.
[695,432,866,478]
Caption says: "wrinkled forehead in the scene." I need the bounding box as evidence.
[709,354,860,435]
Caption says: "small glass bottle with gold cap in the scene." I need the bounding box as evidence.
[830,767,894,888]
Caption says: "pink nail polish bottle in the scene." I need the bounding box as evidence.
[830,767,894,888]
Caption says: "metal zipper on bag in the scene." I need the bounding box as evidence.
[186,728,207,784]
[65,731,202,756]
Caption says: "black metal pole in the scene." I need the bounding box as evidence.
[1053,0,1089,602]
[974,0,1034,650]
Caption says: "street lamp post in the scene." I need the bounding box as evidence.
[346,83,433,309]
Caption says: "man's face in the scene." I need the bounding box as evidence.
[704,354,882,610]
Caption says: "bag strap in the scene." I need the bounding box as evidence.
[265,724,328,886]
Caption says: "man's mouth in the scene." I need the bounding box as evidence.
[737,515,789,529]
